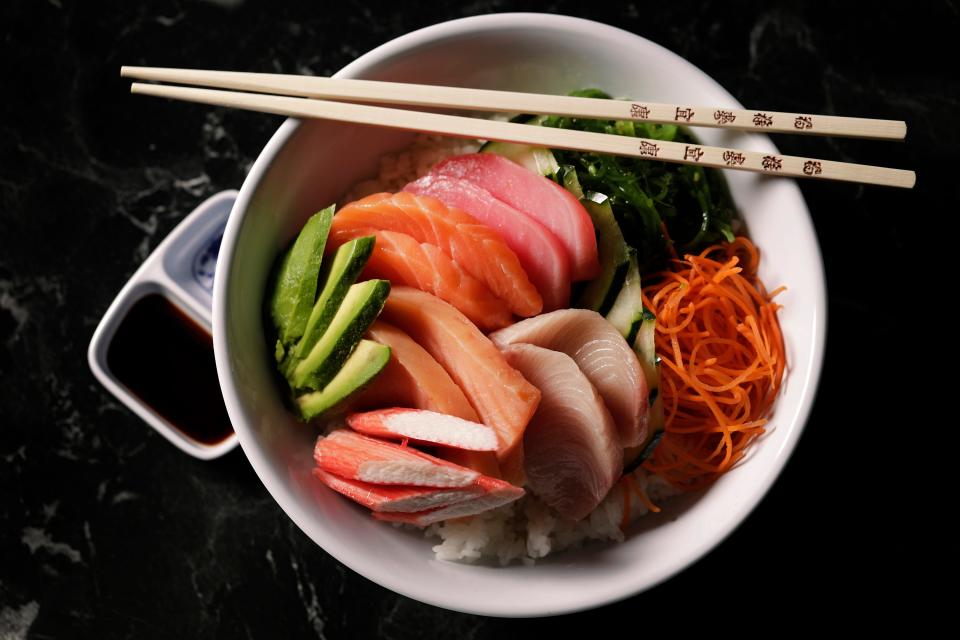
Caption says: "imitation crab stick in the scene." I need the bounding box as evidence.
[313,469,482,513]
[371,476,525,527]
[346,408,499,452]
[334,192,543,317]
[313,430,480,488]
[379,287,541,470]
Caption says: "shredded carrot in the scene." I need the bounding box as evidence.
[619,474,662,532]
[630,474,661,514]
[400,437,410,449]
[641,237,785,491]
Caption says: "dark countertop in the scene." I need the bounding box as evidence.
[1,1,949,637]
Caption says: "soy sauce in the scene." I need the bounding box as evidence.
[106,294,233,444]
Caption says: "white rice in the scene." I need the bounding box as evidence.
[345,135,679,564]
[427,470,679,565]
[342,135,481,203]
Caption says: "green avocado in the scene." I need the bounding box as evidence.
[290,279,390,391]
[296,340,391,420]
[282,235,375,376]
[269,206,335,345]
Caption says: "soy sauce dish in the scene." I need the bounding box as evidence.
[212,14,826,616]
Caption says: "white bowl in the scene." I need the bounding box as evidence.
[213,13,826,617]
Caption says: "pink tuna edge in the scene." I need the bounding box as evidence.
[403,174,572,311]
[346,408,500,452]
[430,153,600,281]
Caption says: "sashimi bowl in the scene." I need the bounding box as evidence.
[212,13,825,616]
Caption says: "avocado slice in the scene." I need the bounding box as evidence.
[269,206,335,345]
[290,279,390,390]
[282,235,375,376]
[576,193,630,314]
[296,340,391,420]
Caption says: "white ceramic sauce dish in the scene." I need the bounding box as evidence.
[89,190,238,459]
[213,14,826,616]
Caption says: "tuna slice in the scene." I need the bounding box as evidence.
[347,408,498,452]
[335,192,542,316]
[314,430,480,487]
[314,469,482,513]
[501,343,622,521]
[372,476,525,526]
[356,321,501,478]
[326,226,512,332]
[404,174,571,311]
[379,287,541,475]
[431,153,600,281]
[490,309,648,449]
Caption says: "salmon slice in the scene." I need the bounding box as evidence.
[335,192,542,317]
[501,343,622,521]
[404,174,571,311]
[372,476,525,527]
[347,408,499,452]
[313,430,480,487]
[379,287,541,469]
[355,321,501,478]
[490,309,649,449]
[431,154,601,281]
[326,226,512,332]
[313,469,482,513]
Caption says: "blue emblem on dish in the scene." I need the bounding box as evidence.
[192,228,223,292]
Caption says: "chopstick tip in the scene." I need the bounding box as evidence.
[904,170,917,189]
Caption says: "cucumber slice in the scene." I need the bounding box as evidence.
[634,311,665,447]
[559,165,584,199]
[479,141,560,178]
[296,340,391,420]
[634,311,659,390]
[575,192,630,314]
[605,251,643,343]
[282,236,375,376]
[606,253,665,467]
[269,205,335,345]
[290,279,390,391]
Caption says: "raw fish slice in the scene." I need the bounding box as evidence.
[358,321,479,419]
[356,321,501,478]
[327,225,512,331]
[404,174,571,311]
[335,192,542,316]
[380,287,541,470]
[313,469,482,513]
[431,154,600,280]
[501,343,622,521]
[347,408,499,452]
[490,309,648,449]
[372,476,525,526]
[314,430,480,487]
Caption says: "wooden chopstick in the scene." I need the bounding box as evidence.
[128,82,915,189]
[122,66,907,141]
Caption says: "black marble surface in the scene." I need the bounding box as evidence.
[1,0,950,637]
